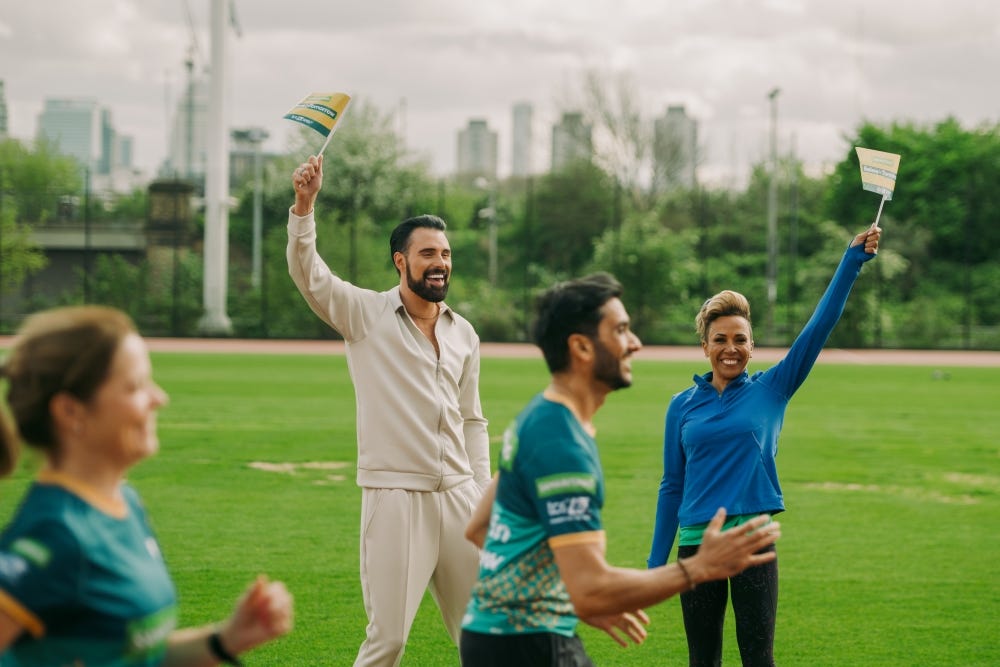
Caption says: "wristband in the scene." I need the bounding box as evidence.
[208,631,244,666]
[676,557,697,591]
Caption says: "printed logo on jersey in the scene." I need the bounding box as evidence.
[499,424,519,471]
[0,552,29,582]
[126,604,177,659]
[479,549,506,571]
[536,473,597,498]
[487,512,512,544]
[10,538,51,568]
[145,537,163,560]
[546,496,594,524]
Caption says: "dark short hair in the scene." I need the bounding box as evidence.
[388,214,448,272]
[532,272,624,373]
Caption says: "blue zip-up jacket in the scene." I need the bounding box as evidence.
[647,242,876,567]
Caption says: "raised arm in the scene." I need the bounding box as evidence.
[286,155,372,339]
[292,154,323,216]
[767,225,881,396]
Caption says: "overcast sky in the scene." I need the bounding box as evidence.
[2,0,998,185]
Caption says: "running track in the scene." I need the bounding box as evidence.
[1,335,997,366]
[85,338,1000,367]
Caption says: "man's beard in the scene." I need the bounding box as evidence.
[593,338,631,390]
[406,262,449,302]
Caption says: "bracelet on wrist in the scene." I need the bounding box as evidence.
[676,557,697,591]
[208,631,244,666]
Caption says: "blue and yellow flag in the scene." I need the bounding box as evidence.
[284,92,351,137]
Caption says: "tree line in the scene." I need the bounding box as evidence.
[1,103,998,349]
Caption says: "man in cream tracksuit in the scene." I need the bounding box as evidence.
[286,154,491,666]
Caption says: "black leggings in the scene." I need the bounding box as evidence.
[676,544,778,667]
[460,630,596,667]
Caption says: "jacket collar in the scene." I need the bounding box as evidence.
[693,369,750,391]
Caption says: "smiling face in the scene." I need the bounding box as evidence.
[398,227,451,303]
[79,333,169,468]
[702,314,754,392]
[591,297,642,391]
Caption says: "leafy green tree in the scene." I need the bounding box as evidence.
[825,119,1000,346]
[589,211,699,343]
[528,160,617,277]
[0,139,66,297]
[0,137,81,223]
[826,118,1000,263]
[0,205,48,293]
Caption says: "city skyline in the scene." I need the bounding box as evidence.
[2,1,998,187]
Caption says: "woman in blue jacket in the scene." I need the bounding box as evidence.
[648,225,881,666]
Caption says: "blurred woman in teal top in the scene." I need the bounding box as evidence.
[0,306,293,666]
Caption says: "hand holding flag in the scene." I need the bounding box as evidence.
[283,92,352,156]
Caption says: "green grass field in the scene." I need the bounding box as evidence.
[2,352,997,665]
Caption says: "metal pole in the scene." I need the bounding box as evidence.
[185,54,195,180]
[766,87,780,344]
[488,189,497,287]
[250,128,267,289]
[199,0,232,334]
[787,134,799,338]
[172,187,180,335]
[83,166,92,303]
[0,170,5,328]
[475,177,497,287]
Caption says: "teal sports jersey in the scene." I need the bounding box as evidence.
[462,394,605,637]
[0,472,177,666]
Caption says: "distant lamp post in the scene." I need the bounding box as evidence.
[232,127,269,289]
[766,87,780,344]
[474,176,498,287]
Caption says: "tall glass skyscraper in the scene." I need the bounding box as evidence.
[36,98,101,170]
[511,102,533,177]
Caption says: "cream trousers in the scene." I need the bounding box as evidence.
[354,480,483,667]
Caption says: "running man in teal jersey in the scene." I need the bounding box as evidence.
[460,273,781,666]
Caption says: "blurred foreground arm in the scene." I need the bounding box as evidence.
[163,575,293,667]
[465,474,498,549]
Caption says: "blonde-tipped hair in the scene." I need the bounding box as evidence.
[695,290,752,343]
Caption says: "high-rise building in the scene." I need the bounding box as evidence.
[456,118,498,180]
[511,102,533,177]
[0,80,8,137]
[37,98,102,170]
[653,105,698,191]
[551,111,593,171]
[98,108,117,175]
[163,73,210,182]
[117,136,134,170]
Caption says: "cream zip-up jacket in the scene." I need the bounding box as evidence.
[287,209,491,491]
